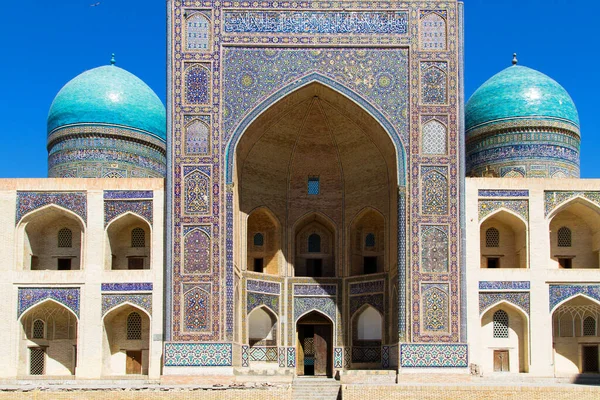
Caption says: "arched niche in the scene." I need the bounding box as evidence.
[480,210,527,269]
[19,300,78,376]
[549,198,600,269]
[246,208,281,275]
[349,208,385,276]
[102,304,150,376]
[18,206,84,271]
[248,306,277,348]
[351,305,383,367]
[552,295,600,374]
[105,213,151,270]
[294,214,336,277]
[480,302,528,373]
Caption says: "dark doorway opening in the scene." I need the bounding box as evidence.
[296,311,332,377]
[583,345,599,373]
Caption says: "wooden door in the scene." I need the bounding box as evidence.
[314,325,330,376]
[126,350,142,374]
[493,350,509,372]
[582,346,599,373]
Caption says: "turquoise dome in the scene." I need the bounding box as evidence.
[47,65,166,140]
[466,65,579,133]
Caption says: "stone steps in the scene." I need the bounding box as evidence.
[293,377,340,400]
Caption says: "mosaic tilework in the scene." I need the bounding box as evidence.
[224,10,408,34]
[164,343,232,367]
[549,284,600,311]
[352,346,381,363]
[222,48,409,184]
[479,281,530,291]
[247,292,279,314]
[18,288,80,318]
[104,191,153,199]
[400,344,468,368]
[478,199,528,222]
[334,347,343,368]
[422,166,448,215]
[184,119,210,155]
[184,64,210,104]
[241,345,249,367]
[478,189,529,198]
[102,294,152,316]
[183,285,211,332]
[421,62,447,104]
[287,347,295,368]
[104,200,153,226]
[398,192,407,340]
[278,347,286,367]
[183,227,211,274]
[382,345,390,368]
[344,346,351,368]
[294,284,336,296]
[349,294,384,317]
[183,169,210,215]
[421,226,448,273]
[294,297,336,323]
[185,11,210,51]
[479,292,530,315]
[249,346,278,362]
[247,280,280,295]
[545,191,600,217]
[101,283,153,291]
[16,192,86,224]
[422,284,449,332]
[349,280,384,295]
[420,11,446,50]
[422,119,447,155]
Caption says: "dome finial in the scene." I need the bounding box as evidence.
[512,53,518,66]
[110,53,116,66]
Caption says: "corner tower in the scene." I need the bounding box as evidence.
[465,55,580,178]
[47,56,167,178]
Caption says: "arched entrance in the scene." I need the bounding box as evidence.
[296,311,333,377]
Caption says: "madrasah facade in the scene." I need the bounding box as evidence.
[0,0,598,381]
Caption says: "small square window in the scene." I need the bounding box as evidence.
[487,257,499,269]
[57,258,72,270]
[308,176,320,195]
[128,257,144,270]
[558,258,572,269]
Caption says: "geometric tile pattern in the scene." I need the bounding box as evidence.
[223,10,409,34]
[249,346,278,362]
[382,345,390,368]
[185,12,210,51]
[294,297,337,323]
[183,285,211,332]
[478,199,528,222]
[185,120,210,155]
[247,280,281,295]
[294,284,336,296]
[478,189,529,198]
[103,190,154,199]
[241,345,249,367]
[247,292,279,314]
[183,170,210,215]
[16,192,87,224]
[479,281,530,291]
[421,226,449,273]
[334,347,343,368]
[545,191,600,217]
[349,294,384,317]
[479,292,530,315]
[287,347,296,368]
[422,284,449,332]
[279,347,286,367]
[422,119,447,155]
[101,293,152,316]
[400,344,468,368]
[422,166,448,215]
[420,62,447,104]
[420,11,447,51]
[352,346,381,363]
[349,280,384,295]
[183,227,211,274]
[18,287,80,319]
[164,343,232,367]
[184,64,210,104]
[104,200,153,226]
[549,284,600,311]
[101,283,153,291]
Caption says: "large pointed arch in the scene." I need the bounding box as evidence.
[225,73,407,186]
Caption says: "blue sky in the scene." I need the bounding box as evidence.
[1,0,597,177]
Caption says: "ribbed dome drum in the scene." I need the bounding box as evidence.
[46,60,166,178]
[465,63,580,178]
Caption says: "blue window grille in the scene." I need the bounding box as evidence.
[308,176,320,195]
